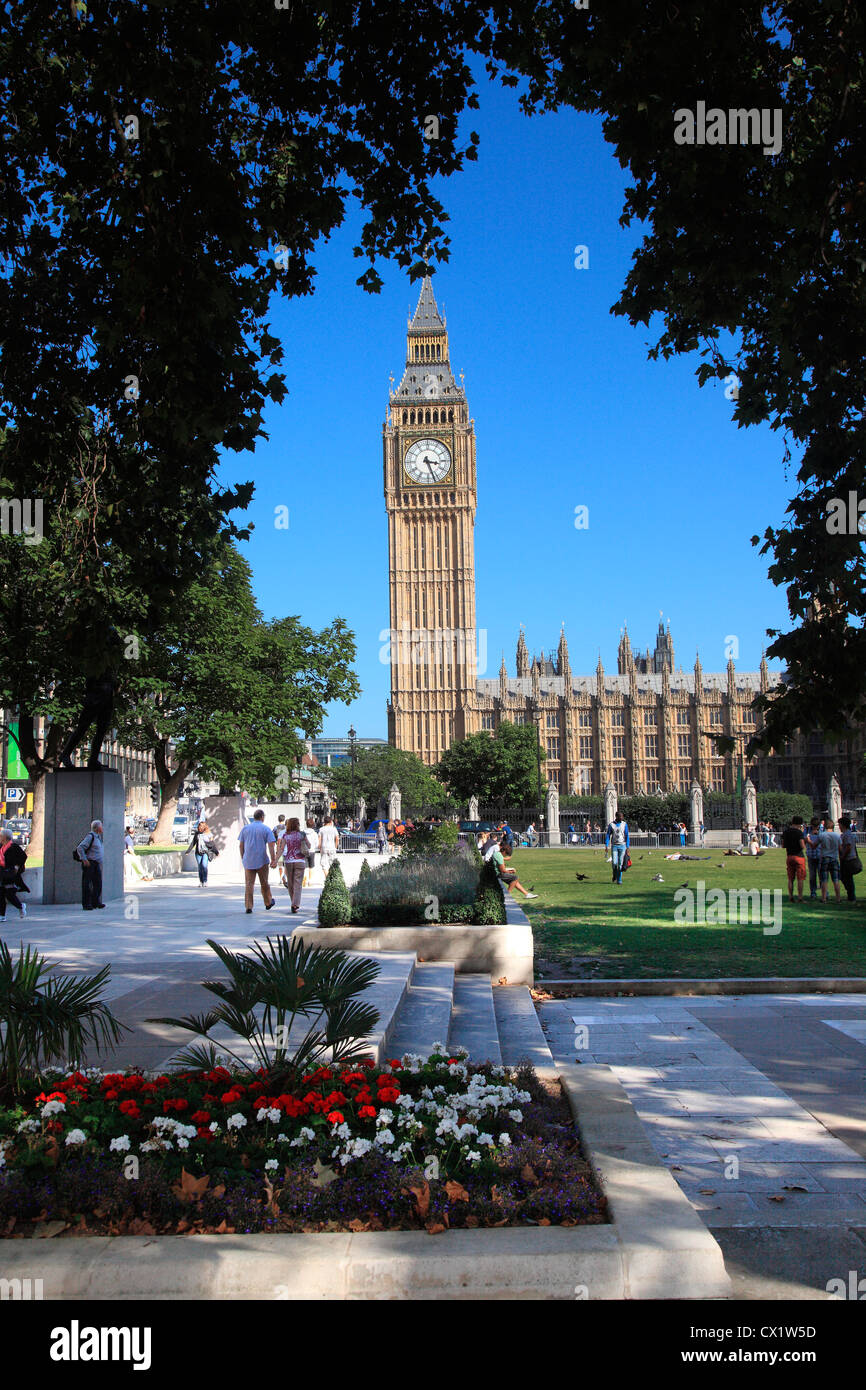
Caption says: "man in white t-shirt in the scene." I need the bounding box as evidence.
[318,817,340,878]
[818,816,842,904]
[238,809,277,914]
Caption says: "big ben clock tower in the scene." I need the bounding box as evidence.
[384,275,478,765]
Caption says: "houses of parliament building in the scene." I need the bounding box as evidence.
[383,276,864,806]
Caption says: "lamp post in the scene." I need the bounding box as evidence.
[348,725,356,824]
[534,704,542,812]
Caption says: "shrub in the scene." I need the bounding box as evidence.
[473,857,506,925]
[349,853,478,925]
[756,791,815,824]
[147,934,380,1083]
[0,942,128,1099]
[318,859,351,927]
[401,820,459,858]
[358,857,372,881]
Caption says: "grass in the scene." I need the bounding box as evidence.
[512,847,866,979]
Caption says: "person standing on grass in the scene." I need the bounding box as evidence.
[76,819,105,910]
[818,815,843,905]
[491,841,538,900]
[782,816,807,903]
[839,816,860,905]
[804,817,822,900]
[319,816,340,877]
[605,811,630,885]
[278,816,308,914]
[238,808,277,915]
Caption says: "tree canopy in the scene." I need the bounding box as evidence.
[436,721,545,805]
[325,745,455,821]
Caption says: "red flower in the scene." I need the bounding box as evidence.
[154,1076,172,1088]
[358,1105,377,1120]
[323,1091,347,1109]
[104,1090,119,1101]
[378,1088,400,1105]
[326,1111,345,1125]
[162,1098,189,1114]
[220,1089,244,1105]
[253,1095,272,1110]
[190,1111,211,1126]
[196,1126,213,1141]
[388,1059,403,1070]
[118,1100,140,1118]
[206,1067,232,1084]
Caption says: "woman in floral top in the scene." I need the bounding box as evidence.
[277,817,307,914]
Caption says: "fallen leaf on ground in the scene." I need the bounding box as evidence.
[444,1180,469,1203]
[34,1220,68,1239]
[172,1169,211,1203]
[425,1221,447,1235]
[403,1180,431,1219]
[537,1217,551,1226]
[767,1195,786,1203]
[698,1189,716,1196]
[464,1215,479,1228]
[490,1186,503,1206]
[783,1185,808,1193]
[520,1164,538,1186]
[348,1218,370,1232]
[310,1159,337,1188]
[126,1219,156,1235]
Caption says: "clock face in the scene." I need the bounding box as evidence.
[404,437,451,484]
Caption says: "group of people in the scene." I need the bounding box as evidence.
[235,810,341,914]
[783,815,861,904]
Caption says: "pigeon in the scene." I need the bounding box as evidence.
[575,872,589,882]
[678,882,689,889]
[651,873,664,882]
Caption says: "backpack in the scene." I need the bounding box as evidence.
[73,832,95,864]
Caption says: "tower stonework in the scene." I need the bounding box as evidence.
[384,277,478,765]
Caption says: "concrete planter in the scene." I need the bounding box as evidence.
[294,923,534,986]
[131,849,194,878]
[0,1062,730,1300]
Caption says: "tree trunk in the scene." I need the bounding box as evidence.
[151,739,189,842]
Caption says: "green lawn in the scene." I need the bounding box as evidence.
[512,846,866,979]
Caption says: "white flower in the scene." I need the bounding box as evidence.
[109,1135,131,1152]
[227,1112,247,1131]
[395,1094,414,1109]
[508,1110,523,1123]
[276,1132,290,1144]
[376,1108,394,1126]
[375,1128,395,1146]
[476,1132,494,1147]
[209,1121,221,1134]
[16,1118,40,1134]
[64,1129,87,1146]
[139,1140,159,1153]
[335,1123,351,1140]
[498,1133,512,1148]
[40,1100,66,1118]
[465,1150,482,1163]
[177,1137,189,1150]
[265,1159,279,1171]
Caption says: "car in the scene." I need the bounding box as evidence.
[2,816,30,843]
[171,816,191,844]
[337,825,378,852]
[458,820,495,834]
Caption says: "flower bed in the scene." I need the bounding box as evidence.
[0,1047,605,1236]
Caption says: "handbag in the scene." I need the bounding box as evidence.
[624,852,632,871]
[850,853,863,876]
[73,832,95,864]
[205,840,219,861]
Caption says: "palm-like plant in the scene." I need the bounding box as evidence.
[147,935,381,1084]
[0,941,129,1098]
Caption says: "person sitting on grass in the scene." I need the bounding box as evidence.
[491,841,538,900]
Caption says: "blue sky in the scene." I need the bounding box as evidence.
[217,74,795,743]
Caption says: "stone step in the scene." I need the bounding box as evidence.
[493,985,555,1071]
[448,974,502,1066]
[387,961,456,1060]
[157,949,418,1071]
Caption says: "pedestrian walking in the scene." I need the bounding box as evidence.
[376,820,387,855]
[273,815,287,885]
[0,828,28,919]
[782,816,807,903]
[804,817,822,899]
[187,820,215,887]
[818,815,843,905]
[238,809,276,914]
[75,819,105,910]
[303,820,319,885]
[526,820,538,848]
[319,816,340,877]
[277,817,308,914]
[839,816,861,904]
[605,811,630,884]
